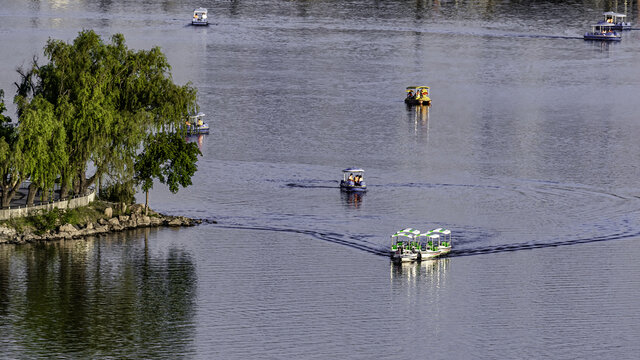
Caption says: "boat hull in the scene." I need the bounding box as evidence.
[186,124,210,134]
[391,251,418,262]
[584,33,621,41]
[597,21,632,30]
[405,98,431,106]
[340,180,367,192]
[192,21,209,26]
[419,250,442,260]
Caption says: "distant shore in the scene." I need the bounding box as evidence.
[0,201,209,245]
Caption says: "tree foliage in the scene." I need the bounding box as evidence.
[134,132,201,210]
[0,30,200,207]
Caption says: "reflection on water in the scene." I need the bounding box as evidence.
[390,258,450,286]
[186,134,207,151]
[340,191,364,209]
[0,231,197,358]
[406,104,429,137]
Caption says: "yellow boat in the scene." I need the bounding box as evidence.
[404,86,431,106]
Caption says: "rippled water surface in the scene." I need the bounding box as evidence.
[2,0,640,358]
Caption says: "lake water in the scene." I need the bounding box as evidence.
[2,0,640,358]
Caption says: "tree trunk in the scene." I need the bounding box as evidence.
[145,189,149,215]
[60,182,69,199]
[1,186,9,208]
[26,182,38,206]
[1,180,22,208]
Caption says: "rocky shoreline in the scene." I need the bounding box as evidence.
[0,203,205,245]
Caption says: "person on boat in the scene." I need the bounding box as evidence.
[197,118,203,126]
[407,90,414,98]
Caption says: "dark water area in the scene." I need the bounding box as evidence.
[3,0,640,358]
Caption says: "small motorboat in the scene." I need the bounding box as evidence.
[192,8,209,26]
[597,12,632,30]
[404,86,431,106]
[340,167,367,192]
[390,229,421,263]
[185,112,210,134]
[584,23,621,41]
[432,228,453,254]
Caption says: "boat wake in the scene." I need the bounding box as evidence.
[449,229,640,257]
[285,183,337,189]
[211,223,389,256]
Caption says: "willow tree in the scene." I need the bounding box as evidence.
[134,132,201,214]
[14,30,198,200]
[0,89,21,207]
[15,96,68,205]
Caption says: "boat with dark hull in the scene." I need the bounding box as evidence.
[339,167,367,192]
[584,23,621,41]
[404,86,431,106]
[597,12,631,30]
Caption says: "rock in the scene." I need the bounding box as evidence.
[0,225,17,239]
[59,223,78,233]
[98,218,108,225]
[120,202,127,213]
[167,218,183,227]
[104,207,113,218]
[108,218,120,226]
[118,215,129,223]
[85,222,94,230]
[150,217,162,226]
[138,216,151,227]
[130,204,144,215]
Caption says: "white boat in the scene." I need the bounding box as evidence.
[432,228,452,254]
[416,233,442,259]
[390,229,420,262]
[192,8,209,26]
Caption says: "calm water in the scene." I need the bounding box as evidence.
[3,0,640,358]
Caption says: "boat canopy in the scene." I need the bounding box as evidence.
[603,11,626,18]
[391,233,414,239]
[431,228,451,235]
[406,86,430,90]
[417,233,439,239]
[194,7,208,15]
[342,167,364,173]
[189,112,205,119]
[400,227,420,234]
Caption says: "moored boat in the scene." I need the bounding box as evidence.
[584,23,621,41]
[340,167,367,192]
[192,8,209,26]
[598,12,631,30]
[405,86,431,106]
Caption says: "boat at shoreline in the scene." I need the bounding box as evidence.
[185,112,210,135]
[404,86,431,106]
[339,167,367,192]
[192,8,209,26]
